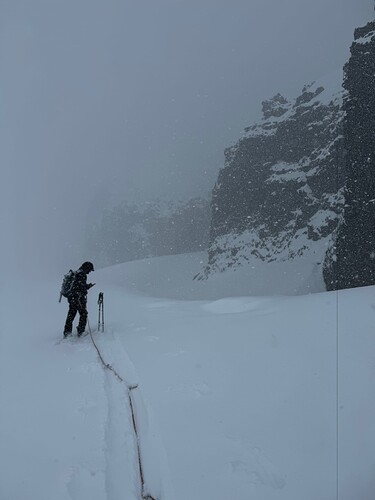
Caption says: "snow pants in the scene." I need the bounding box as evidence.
[64,295,88,335]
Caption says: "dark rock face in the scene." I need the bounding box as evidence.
[323,21,375,290]
[200,75,345,278]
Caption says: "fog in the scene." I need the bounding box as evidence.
[1,0,373,279]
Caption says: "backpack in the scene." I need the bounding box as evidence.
[59,270,76,301]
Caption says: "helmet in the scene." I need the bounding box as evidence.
[80,261,94,273]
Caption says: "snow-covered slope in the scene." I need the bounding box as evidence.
[1,253,375,500]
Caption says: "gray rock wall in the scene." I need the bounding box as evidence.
[323,21,375,290]
[201,75,345,278]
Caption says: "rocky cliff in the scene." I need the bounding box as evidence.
[323,20,375,290]
[199,72,346,279]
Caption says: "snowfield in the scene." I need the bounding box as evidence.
[1,252,375,500]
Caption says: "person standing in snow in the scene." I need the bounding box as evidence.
[63,261,95,337]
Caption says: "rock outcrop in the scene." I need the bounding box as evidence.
[323,21,375,290]
[199,73,345,279]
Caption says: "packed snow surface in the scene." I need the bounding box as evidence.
[1,252,375,499]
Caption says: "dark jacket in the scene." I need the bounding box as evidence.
[70,269,91,299]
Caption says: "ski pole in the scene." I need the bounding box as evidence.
[102,294,104,332]
[100,293,104,332]
[98,292,104,332]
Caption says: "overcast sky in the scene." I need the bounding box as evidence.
[1,0,373,277]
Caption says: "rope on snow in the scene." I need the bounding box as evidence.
[88,322,158,500]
